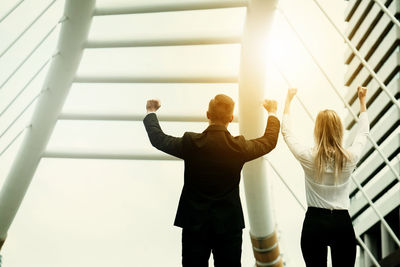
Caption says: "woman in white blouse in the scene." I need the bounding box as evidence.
[281,86,369,267]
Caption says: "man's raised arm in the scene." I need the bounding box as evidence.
[242,99,280,162]
[143,99,184,159]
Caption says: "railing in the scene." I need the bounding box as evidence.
[0,0,398,266]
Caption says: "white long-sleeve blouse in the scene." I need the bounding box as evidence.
[281,112,370,210]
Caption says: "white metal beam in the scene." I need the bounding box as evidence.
[74,75,238,84]
[310,0,400,111]
[239,1,282,266]
[85,36,242,48]
[278,7,400,185]
[372,0,400,30]
[58,112,239,123]
[42,151,178,161]
[0,0,96,247]
[94,0,248,16]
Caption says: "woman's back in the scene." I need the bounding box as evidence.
[281,86,368,267]
[281,111,369,210]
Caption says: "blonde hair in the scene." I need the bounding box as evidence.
[208,94,234,124]
[314,110,350,183]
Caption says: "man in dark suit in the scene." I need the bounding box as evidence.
[143,94,280,267]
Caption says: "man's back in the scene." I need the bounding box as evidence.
[143,113,280,232]
[143,95,279,267]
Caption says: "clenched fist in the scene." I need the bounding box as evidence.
[357,86,367,101]
[263,99,278,113]
[286,88,298,102]
[146,99,161,113]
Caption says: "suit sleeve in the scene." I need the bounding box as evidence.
[143,113,184,159]
[243,115,280,162]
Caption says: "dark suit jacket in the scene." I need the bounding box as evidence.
[143,113,280,233]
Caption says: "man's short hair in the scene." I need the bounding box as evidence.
[208,94,235,124]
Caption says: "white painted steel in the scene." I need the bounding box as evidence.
[74,75,238,84]
[94,0,248,16]
[344,25,399,85]
[347,50,399,93]
[373,0,400,30]
[272,35,400,247]
[345,0,360,21]
[345,0,371,37]
[310,0,400,111]
[350,158,400,216]
[345,0,377,41]
[42,151,177,161]
[279,7,400,187]
[354,183,400,235]
[58,113,239,123]
[239,0,278,239]
[0,0,96,242]
[85,36,242,48]
[345,0,398,64]
[344,78,399,129]
[349,129,399,193]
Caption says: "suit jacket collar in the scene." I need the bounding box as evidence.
[203,124,229,133]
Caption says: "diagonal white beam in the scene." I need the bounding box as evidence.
[0,0,96,248]
[278,7,400,185]
[308,0,400,111]
[372,0,400,30]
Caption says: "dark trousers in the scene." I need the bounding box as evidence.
[301,207,357,267]
[182,227,242,267]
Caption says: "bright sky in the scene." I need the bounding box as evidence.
[0,0,348,266]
